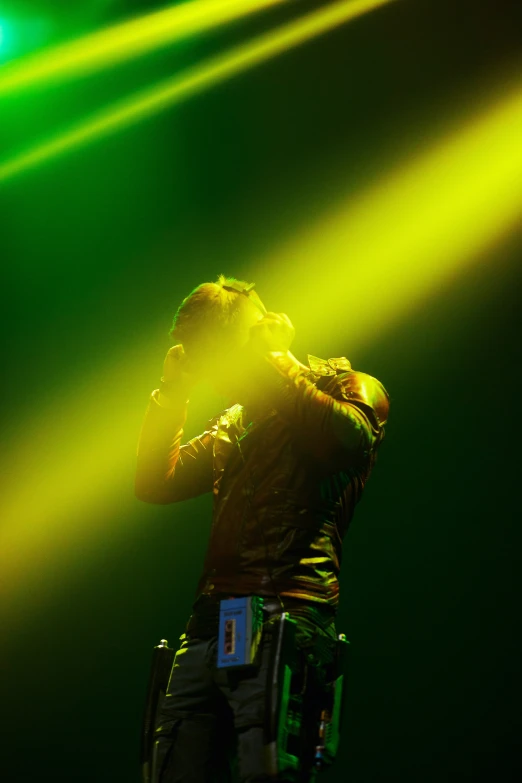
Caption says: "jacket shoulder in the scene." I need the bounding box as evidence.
[336,370,390,427]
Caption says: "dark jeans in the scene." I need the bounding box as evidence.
[153,611,337,783]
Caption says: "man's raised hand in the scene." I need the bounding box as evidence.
[248,312,296,355]
[161,343,199,400]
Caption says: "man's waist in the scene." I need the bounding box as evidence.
[197,570,340,605]
[186,591,336,640]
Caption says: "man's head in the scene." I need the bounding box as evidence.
[169,274,266,397]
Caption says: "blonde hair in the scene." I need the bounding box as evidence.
[169,274,263,353]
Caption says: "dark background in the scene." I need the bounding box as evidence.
[1,1,521,781]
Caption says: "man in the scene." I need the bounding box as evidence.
[135,275,390,783]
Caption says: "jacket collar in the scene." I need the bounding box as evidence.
[307,354,352,376]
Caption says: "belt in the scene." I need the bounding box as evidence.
[185,594,336,641]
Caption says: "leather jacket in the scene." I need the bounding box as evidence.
[135,351,389,610]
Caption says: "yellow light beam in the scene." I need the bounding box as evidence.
[0,0,287,97]
[0,346,222,616]
[254,72,522,355]
[0,0,398,184]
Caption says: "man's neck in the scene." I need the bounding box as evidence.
[227,351,310,422]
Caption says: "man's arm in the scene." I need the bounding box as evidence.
[135,343,216,504]
[135,390,218,504]
[250,351,389,470]
[244,312,389,470]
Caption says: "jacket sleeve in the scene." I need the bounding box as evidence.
[251,352,390,471]
[135,389,218,504]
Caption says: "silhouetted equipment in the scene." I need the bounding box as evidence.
[141,639,175,783]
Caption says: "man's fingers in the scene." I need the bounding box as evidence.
[259,312,293,326]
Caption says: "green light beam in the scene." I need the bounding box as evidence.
[0,0,287,96]
[0,0,398,184]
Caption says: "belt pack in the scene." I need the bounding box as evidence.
[263,612,350,776]
[216,595,265,669]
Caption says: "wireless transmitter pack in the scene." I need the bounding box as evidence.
[217,596,265,669]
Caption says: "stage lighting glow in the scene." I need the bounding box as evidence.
[254,75,522,354]
[0,0,397,183]
[0,18,12,58]
[1,74,521,618]
[0,15,54,63]
[2,11,520,627]
[0,0,288,97]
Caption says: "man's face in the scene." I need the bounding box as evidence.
[184,301,265,401]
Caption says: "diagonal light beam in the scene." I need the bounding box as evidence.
[0,0,398,184]
[254,73,522,354]
[0,0,287,97]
